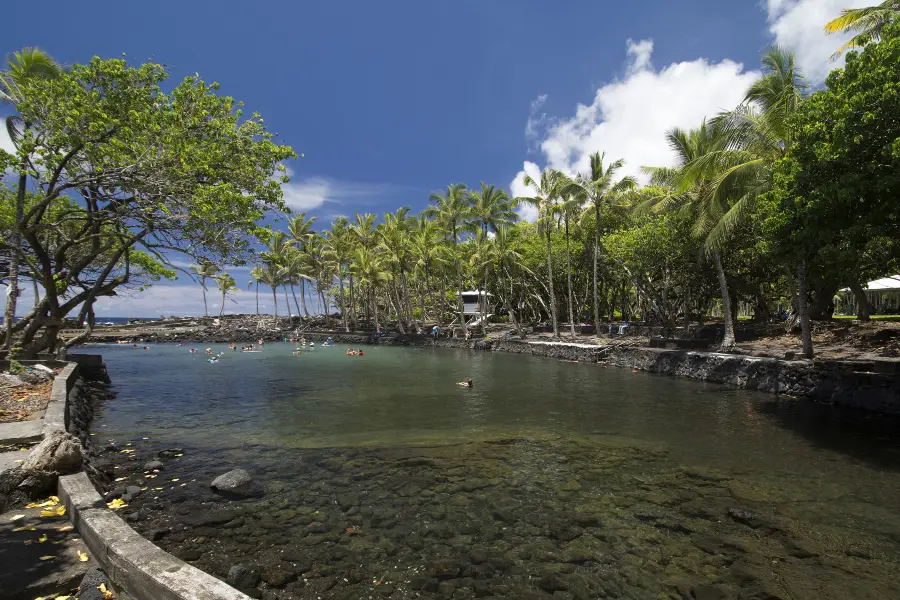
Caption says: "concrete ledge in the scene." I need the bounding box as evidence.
[60,472,251,600]
[43,362,79,437]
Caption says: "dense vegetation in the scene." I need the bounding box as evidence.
[2,7,899,359]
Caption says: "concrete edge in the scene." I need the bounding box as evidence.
[59,472,251,600]
[43,362,79,437]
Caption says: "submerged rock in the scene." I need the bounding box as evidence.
[143,460,164,471]
[227,563,260,588]
[210,468,263,498]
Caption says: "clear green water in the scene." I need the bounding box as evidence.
[80,343,900,599]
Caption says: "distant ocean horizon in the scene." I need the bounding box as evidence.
[94,317,160,324]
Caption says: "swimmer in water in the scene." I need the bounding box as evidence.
[456,378,473,388]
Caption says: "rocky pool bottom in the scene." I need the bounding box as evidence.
[89,433,900,600]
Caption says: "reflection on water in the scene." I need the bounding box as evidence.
[78,343,900,599]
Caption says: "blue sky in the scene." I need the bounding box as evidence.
[2,0,867,317]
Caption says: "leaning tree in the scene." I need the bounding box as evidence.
[0,57,295,356]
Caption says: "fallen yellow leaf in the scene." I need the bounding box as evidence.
[38,534,48,543]
[78,551,89,562]
[38,555,56,560]
[40,510,57,517]
[9,514,25,521]
[14,459,22,463]
[106,498,127,510]
[49,496,59,504]
[57,525,74,532]
[23,540,32,545]
[13,525,35,532]
[114,477,126,482]
[171,478,179,482]
[175,453,184,457]
[56,506,66,516]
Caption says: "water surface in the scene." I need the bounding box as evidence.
[78,343,900,599]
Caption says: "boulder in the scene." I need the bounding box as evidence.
[210,468,263,498]
[227,563,260,588]
[143,460,164,471]
[22,431,83,474]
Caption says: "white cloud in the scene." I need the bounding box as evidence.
[510,39,761,208]
[766,0,872,83]
[0,125,13,155]
[510,160,542,222]
[525,94,549,151]
[626,39,654,74]
[280,166,408,213]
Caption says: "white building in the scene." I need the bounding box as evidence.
[451,290,492,326]
[836,275,900,315]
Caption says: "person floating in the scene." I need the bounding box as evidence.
[258,339,263,345]
[189,348,197,354]
[456,378,473,388]
[206,347,213,355]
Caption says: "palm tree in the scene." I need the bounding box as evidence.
[324,217,353,332]
[516,169,563,338]
[468,182,517,236]
[379,207,418,333]
[424,184,471,335]
[253,262,283,324]
[215,273,238,317]
[825,1,900,58]
[0,48,60,347]
[263,230,296,317]
[248,266,264,315]
[287,213,317,317]
[350,213,378,325]
[352,246,389,333]
[697,47,809,354]
[557,183,585,336]
[564,153,636,332]
[474,225,530,338]
[189,262,220,317]
[411,215,449,327]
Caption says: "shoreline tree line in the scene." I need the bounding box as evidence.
[1,4,898,358]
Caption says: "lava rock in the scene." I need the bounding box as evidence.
[210,468,264,499]
[228,563,260,588]
[124,485,142,500]
[77,567,110,600]
[158,448,184,458]
[143,460,164,471]
[22,430,83,474]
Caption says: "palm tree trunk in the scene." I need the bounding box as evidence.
[300,280,310,317]
[283,285,292,318]
[271,286,278,324]
[565,214,576,337]
[319,287,328,319]
[593,203,601,335]
[3,148,29,348]
[338,273,349,332]
[401,269,419,333]
[390,286,406,334]
[546,227,559,338]
[372,289,381,333]
[454,230,466,335]
[713,251,735,351]
[797,259,814,358]
[255,282,259,315]
[349,273,357,329]
[290,284,302,318]
[439,274,446,329]
[201,279,209,317]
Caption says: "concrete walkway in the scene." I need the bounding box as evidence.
[0,501,96,599]
[0,419,43,445]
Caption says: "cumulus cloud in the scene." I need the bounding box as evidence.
[510,160,542,222]
[510,39,761,220]
[766,0,873,83]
